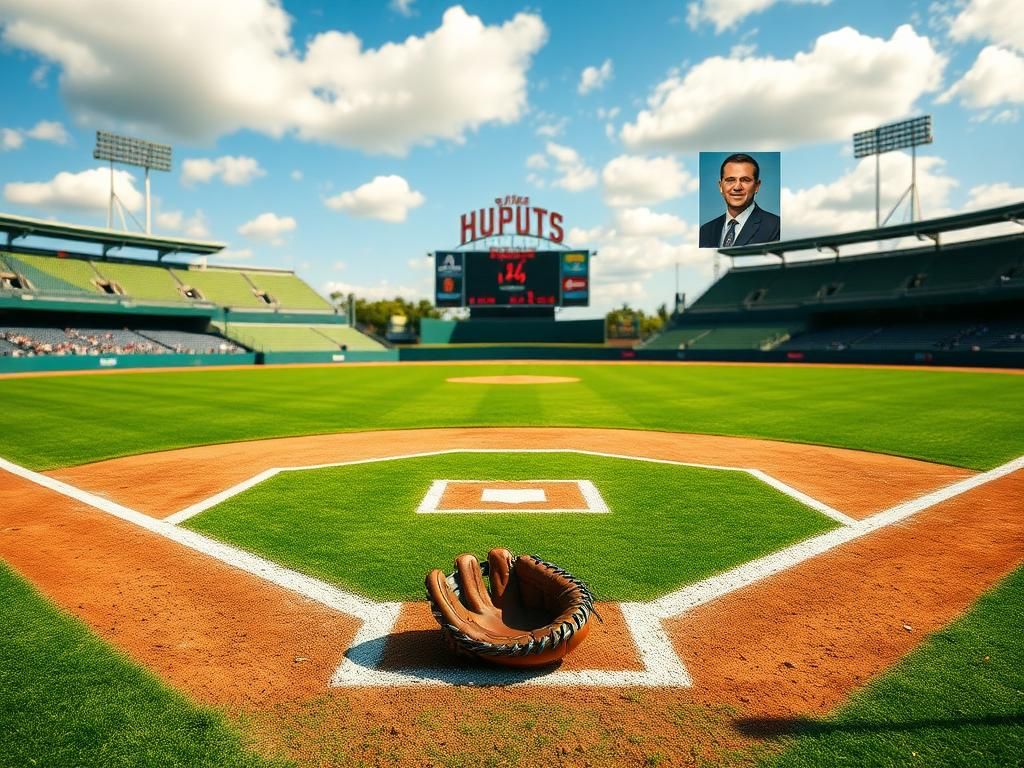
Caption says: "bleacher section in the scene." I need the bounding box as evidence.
[643,325,794,350]
[173,267,267,308]
[244,271,334,311]
[217,323,385,352]
[135,329,243,354]
[779,320,1024,353]
[0,251,336,313]
[687,237,1024,313]
[0,325,245,357]
[4,252,102,296]
[91,260,185,303]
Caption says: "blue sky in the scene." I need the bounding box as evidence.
[1,0,1022,315]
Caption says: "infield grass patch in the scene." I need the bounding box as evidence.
[0,561,291,768]
[0,364,1020,471]
[757,563,1024,768]
[184,452,837,601]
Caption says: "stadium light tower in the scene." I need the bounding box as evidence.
[853,115,932,228]
[93,131,172,234]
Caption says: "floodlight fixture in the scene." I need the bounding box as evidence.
[93,131,173,234]
[852,116,933,227]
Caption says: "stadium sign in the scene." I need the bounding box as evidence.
[459,195,565,245]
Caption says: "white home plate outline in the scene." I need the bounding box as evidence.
[2,450,1021,689]
[417,479,609,514]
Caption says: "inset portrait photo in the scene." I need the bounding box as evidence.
[698,151,781,248]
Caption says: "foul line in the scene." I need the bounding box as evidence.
[163,448,854,526]
[2,452,1019,689]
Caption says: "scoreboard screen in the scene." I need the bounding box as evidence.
[435,250,589,308]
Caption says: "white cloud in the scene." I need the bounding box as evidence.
[0,3,547,155]
[157,209,210,238]
[525,153,548,170]
[568,210,706,291]
[779,152,959,240]
[25,119,69,143]
[940,45,1024,107]
[578,59,613,95]
[390,0,416,17]
[238,211,296,244]
[536,116,568,137]
[290,169,303,181]
[4,166,142,212]
[602,154,696,207]
[949,0,1024,51]
[545,142,597,191]
[323,174,425,222]
[687,0,831,33]
[1,119,70,150]
[621,25,945,151]
[217,247,254,262]
[1,128,23,150]
[963,182,1024,210]
[323,279,427,302]
[181,155,266,186]
[615,207,688,238]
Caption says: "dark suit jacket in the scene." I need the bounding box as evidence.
[699,203,781,248]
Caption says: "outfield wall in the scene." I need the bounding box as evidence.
[1,345,1019,373]
[0,352,257,374]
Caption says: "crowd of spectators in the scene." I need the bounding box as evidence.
[0,328,244,357]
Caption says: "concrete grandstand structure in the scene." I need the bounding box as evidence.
[0,213,387,372]
[644,202,1024,367]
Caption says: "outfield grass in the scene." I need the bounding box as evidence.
[184,452,836,601]
[0,561,290,768]
[758,564,1024,767]
[0,364,1021,471]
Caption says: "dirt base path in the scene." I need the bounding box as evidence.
[2,429,1021,766]
[50,427,971,520]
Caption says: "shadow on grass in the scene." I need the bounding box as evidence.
[734,713,1024,739]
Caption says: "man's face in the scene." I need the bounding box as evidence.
[718,161,760,213]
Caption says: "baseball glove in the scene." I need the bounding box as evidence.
[425,547,600,668]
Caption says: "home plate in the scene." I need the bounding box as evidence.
[481,488,547,504]
[417,480,609,513]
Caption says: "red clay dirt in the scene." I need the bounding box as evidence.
[49,427,972,521]
[1,428,1022,767]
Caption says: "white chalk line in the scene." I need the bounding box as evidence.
[3,451,1020,689]
[163,448,848,525]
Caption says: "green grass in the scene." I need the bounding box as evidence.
[0,561,290,768]
[758,564,1024,767]
[184,452,836,601]
[0,364,1021,471]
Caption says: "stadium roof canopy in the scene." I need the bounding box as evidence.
[721,201,1024,260]
[0,212,225,258]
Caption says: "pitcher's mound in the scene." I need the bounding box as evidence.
[447,375,580,385]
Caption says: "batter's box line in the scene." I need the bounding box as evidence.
[2,453,1021,689]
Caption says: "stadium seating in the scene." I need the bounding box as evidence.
[644,325,794,350]
[135,329,244,354]
[218,323,385,352]
[171,267,268,308]
[688,238,1024,314]
[243,271,334,311]
[4,252,103,296]
[91,260,188,303]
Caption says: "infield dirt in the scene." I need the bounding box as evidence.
[1,428,1021,766]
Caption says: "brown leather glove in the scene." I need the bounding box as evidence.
[425,548,599,668]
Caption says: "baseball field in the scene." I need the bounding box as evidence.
[1,361,1022,767]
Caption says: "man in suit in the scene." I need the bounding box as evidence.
[699,153,781,248]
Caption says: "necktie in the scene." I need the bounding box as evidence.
[723,219,737,247]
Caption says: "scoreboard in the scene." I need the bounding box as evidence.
[435,250,589,308]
